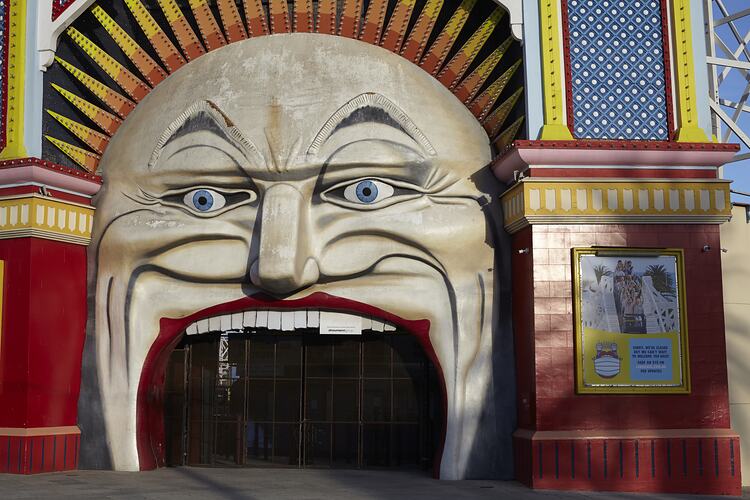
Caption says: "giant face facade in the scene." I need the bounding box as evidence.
[80,33,514,479]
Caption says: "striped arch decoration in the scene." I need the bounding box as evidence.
[43,0,525,172]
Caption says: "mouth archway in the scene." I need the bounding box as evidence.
[135,292,447,475]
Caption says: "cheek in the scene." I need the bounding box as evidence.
[149,239,251,280]
[317,201,492,268]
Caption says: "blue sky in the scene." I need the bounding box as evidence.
[710,0,750,201]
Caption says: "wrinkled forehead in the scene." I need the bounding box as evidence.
[100,33,491,182]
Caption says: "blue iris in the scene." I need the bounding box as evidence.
[192,189,214,211]
[355,180,378,203]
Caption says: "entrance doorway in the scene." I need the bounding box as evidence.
[164,330,441,470]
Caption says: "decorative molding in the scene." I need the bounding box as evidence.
[37,0,96,70]
[500,179,732,233]
[669,0,708,142]
[493,0,522,40]
[0,0,28,159]
[0,425,80,437]
[537,0,573,140]
[0,194,94,244]
[0,158,102,195]
[491,140,739,182]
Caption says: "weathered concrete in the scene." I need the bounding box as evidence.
[0,468,746,499]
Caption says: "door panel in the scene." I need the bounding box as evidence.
[165,331,439,470]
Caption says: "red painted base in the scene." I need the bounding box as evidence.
[514,429,742,495]
[0,427,80,474]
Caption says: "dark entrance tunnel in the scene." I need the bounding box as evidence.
[163,330,443,471]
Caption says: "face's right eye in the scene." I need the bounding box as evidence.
[183,189,226,213]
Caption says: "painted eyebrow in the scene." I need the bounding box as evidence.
[148,100,262,169]
[307,93,436,157]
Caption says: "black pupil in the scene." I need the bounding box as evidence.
[198,196,208,206]
[362,187,372,197]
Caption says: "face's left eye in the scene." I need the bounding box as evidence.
[343,179,395,205]
[183,188,227,212]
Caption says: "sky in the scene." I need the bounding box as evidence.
[710,0,750,201]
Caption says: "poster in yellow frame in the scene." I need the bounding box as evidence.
[573,248,690,394]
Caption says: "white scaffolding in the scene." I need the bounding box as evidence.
[706,1,750,164]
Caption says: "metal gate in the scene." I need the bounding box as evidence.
[164,331,441,470]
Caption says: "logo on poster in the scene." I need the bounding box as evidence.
[593,342,621,378]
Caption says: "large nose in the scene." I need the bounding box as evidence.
[249,183,320,295]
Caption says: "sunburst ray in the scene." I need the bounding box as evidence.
[92,5,168,87]
[51,83,123,136]
[45,136,101,172]
[158,0,206,60]
[420,0,477,74]
[188,0,228,50]
[67,27,152,102]
[55,57,136,119]
[217,0,247,42]
[47,110,111,155]
[125,0,186,73]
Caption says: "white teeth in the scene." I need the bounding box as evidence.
[197,318,209,334]
[268,310,281,330]
[182,309,398,336]
[308,310,320,328]
[243,310,256,327]
[361,316,372,330]
[208,316,221,331]
[294,310,307,328]
[281,311,295,331]
[231,313,243,330]
[220,314,232,331]
[256,310,268,327]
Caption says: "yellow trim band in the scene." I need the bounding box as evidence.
[0,195,94,245]
[501,179,732,233]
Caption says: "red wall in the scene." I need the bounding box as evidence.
[0,238,88,428]
[515,224,729,432]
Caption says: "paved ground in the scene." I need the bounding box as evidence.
[0,468,746,499]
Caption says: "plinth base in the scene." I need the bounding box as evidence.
[0,426,80,474]
[514,428,741,495]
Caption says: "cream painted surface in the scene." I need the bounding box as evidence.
[722,204,750,486]
[86,34,507,478]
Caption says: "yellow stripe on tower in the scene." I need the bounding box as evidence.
[400,0,443,63]
[46,110,110,155]
[188,0,227,50]
[55,57,136,119]
[51,83,123,136]
[45,136,101,172]
[420,0,477,74]
[468,59,521,121]
[67,27,151,102]
[125,0,186,73]
[453,37,512,103]
[483,87,523,138]
[158,0,206,60]
[437,7,504,89]
[92,5,168,87]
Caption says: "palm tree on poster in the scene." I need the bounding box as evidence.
[593,265,612,286]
